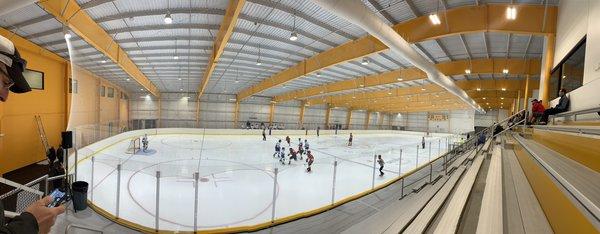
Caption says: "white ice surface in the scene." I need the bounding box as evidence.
[74,132,454,231]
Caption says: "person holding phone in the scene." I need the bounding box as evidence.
[0,35,65,234]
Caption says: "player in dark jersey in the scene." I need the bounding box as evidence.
[306,150,314,173]
[288,148,298,164]
[348,133,353,146]
[285,136,291,146]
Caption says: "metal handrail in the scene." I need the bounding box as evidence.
[0,177,45,200]
[65,223,104,234]
[552,105,600,117]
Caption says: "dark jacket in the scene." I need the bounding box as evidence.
[555,95,570,111]
[0,201,39,233]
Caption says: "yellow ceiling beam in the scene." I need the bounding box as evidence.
[39,0,160,97]
[197,0,245,99]
[370,102,470,113]
[237,4,557,101]
[306,79,538,106]
[343,90,519,107]
[274,58,540,102]
[348,95,514,110]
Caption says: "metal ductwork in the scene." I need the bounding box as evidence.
[312,0,484,113]
[0,0,39,17]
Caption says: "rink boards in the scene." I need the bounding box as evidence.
[68,128,455,232]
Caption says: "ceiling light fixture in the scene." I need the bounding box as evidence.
[397,78,403,81]
[429,13,441,25]
[506,6,517,20]
[63,26,72,39]
[361,57,369,65]
[501,88,507,91]
[173,56,179,60]
[476,88,481,91]
[289,32,298,41]
[502,68,509,74]
[289,11,298,41]
[465,69,471,74]
[164,12,173,24]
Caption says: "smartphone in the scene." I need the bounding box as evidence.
[47,189,68,207]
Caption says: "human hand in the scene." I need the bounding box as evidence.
[24,196,66,234]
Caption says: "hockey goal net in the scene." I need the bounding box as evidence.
[126,137,141,154]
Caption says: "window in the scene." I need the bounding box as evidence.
[69,78,78,94]
[100,86,105,97]
[107,87,114,98]
[23,69,44,90]
[550,37,585,100]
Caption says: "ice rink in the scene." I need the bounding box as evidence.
[73,130,455,232]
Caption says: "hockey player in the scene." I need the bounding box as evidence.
[348,133,353,146]
[306,150,314,172]
[279,147,286,165]
[421,136,425,149]
[142,134,149,152]
[304,139,310,153]
[287,148,298,164]
[273,140,282,157]
[298,138,304,159]
[377,155,385,176]
[262,128,266,141]
[285,135,291,147]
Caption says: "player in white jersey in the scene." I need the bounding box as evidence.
[273,140,282,157]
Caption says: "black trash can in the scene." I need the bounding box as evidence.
[71,181,88,211]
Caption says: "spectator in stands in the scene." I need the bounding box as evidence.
[493,122,504,137]
[477,132,486,146]
[1,34,65,234]
[528,99,545,125]
[540,88,570,124]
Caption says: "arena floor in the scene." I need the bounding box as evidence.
[74,131,454,231]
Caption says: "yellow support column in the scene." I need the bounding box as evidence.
[516,90,521,111]
[523,75,530,111]
[299,101,306,129]
[233,101,240,128]
[539,34,555,107]
[345,109,353,130]
[324,104,332,129]
[364,111,371,130]
[269,102,275,125]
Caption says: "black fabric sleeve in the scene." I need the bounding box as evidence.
[0,211,39,234]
